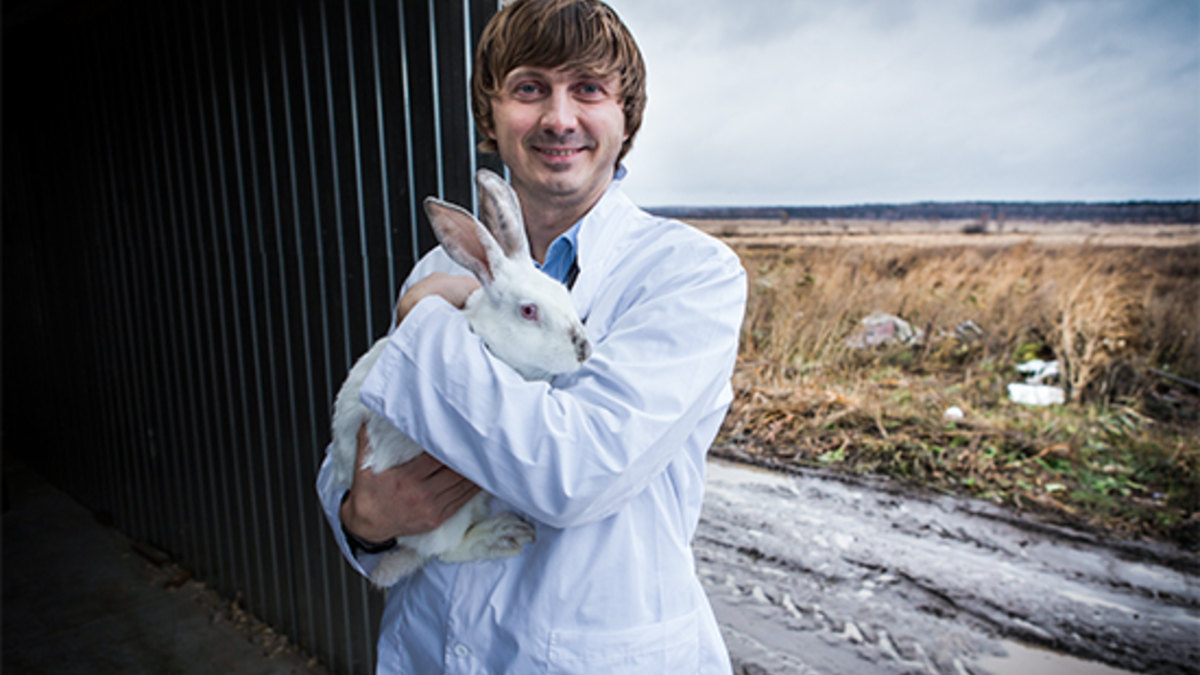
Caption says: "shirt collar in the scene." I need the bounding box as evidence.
[535,221,581,286]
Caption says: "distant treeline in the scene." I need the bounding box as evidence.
[647,201,1199,224]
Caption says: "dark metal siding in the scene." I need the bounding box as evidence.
[2,1,499,672]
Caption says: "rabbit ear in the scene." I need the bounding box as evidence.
[423,197,505,286]
[475,169,530,261]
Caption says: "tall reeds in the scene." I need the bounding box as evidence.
[723,240,1199,541]
[737,242,1199,396]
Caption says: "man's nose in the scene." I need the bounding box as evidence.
[540,88,578,136]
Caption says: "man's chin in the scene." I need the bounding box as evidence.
[530,166,584,193]
[540,179,582,197]
[514,161,613,202]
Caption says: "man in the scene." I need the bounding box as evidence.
[317,0,747,672]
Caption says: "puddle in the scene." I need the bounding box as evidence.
[977,641,1138,675]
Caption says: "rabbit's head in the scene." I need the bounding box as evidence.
[423,169,591,381]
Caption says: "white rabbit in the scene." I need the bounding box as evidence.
[330,168,592,588]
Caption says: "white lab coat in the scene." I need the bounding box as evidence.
[317,176,747,674]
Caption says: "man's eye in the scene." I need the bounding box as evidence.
[515,82,542,97]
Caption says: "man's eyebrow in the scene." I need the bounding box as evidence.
[506,65,616,78]
[568,65,617,78]
[505,67,544,79]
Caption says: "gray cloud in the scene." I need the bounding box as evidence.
[607,0,1199,206]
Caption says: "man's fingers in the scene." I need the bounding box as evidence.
[399,458,480,524]
[438,481,482,519]
[398,451,451,480]
[435,475,480,502]
[400,479,478,532]
[355,424,372,465]
[349,424,483,534]
[396,454,480,498]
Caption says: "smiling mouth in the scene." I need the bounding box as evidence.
[537,147,584,159]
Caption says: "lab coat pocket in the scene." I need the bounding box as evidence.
[545,609,699,674]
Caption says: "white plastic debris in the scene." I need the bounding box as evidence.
[1015,359,1060,384]
[944,406,965,420]
[1008,383,1065,406]
[1008,359,1065,406]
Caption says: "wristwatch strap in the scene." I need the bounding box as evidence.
[343,523,399,556]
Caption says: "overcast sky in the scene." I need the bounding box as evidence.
[601,0,1199,207]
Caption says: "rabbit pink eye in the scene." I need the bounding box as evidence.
[520,303,539,321]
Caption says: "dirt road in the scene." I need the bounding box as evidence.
[698,459,1200,675]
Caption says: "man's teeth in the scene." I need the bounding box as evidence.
[542,149,577,156]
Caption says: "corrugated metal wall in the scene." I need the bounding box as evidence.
[3,0,500,672]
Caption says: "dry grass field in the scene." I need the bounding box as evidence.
[696,219,1200,547]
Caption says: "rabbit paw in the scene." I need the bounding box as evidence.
[439,512,535,563]
[368,547,423,588]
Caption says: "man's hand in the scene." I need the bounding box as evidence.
[340,425,482,543]
[395,272,481,326]
[345,271,480,543]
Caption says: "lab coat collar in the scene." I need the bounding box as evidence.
[569,166,643,323]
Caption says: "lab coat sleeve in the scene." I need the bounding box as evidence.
[359,241,747,529]
[315,449,385,578]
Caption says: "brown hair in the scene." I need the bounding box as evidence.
[472,0,647,164]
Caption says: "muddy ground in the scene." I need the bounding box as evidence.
[698,456,1200,675]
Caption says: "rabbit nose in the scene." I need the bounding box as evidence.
[572,329,591,363]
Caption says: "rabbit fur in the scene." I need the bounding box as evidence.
[331,169,592,588]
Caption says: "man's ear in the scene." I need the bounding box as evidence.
[478,113,496,140]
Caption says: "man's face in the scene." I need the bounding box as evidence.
[487,66,628,216]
